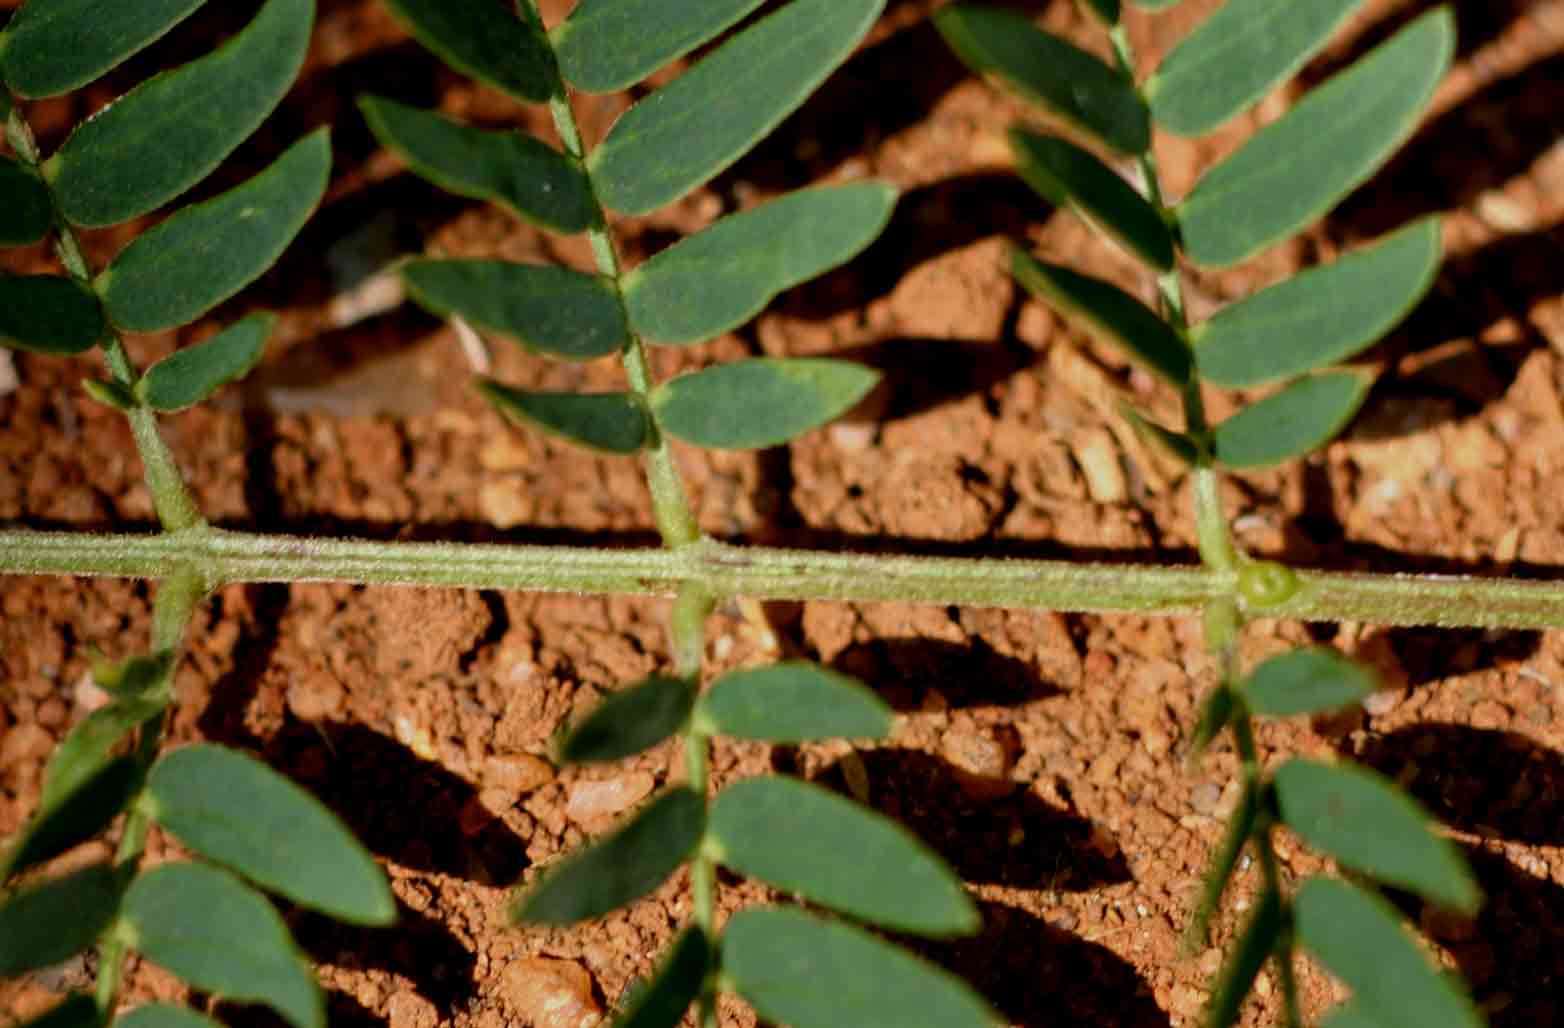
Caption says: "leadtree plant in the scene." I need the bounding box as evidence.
[0,0,1560,1027]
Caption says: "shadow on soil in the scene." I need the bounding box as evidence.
[811,748,1130,891]
[1345,724,1564,1026]
[828,636,1064,711]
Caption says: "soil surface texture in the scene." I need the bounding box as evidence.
[5,1,1564,1026]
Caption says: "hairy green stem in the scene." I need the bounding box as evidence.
[6,527,1564,628]
[669,582,719,1025]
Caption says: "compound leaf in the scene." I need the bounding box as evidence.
[652,358,877,450]
[46,0,314,228]
[624,182,896,346]
[359,96,596,235]
[723,908,998,1028]
[14,995,101,1028]
[137,313,273,412]
[0,156,52,245]
[1178,11,1454,267]
[590,0,884,215]
[3,756,143,882]
[115,1006,224,1028]
[1149,0,1366,136]
[0,864,122,976]
[695,662,891,742]
[515,788,705,924]
[1241,648,1375,718]
[554,0,766,94]
[1274,759,1479,913]
[1011,248,1190,385]
[383,0,553,104]
[123,862,323,1028]
[401,259,628,362]
[557,675,696,764]
[1194,218,1441,387]
[1212,369,1372,468]
[146,744,394,926]
[1185,780,1258,950]
[1293,877,1481,1028]
[1204,887,1283,1028]
[478,381,650,456]
[0,0,206,98]
[1009,129,1172,270]
[710,776,977,936]
[97,130,330,332]
[934,4,1148,155]
[613,928,709,1028]
[0,274,105,355]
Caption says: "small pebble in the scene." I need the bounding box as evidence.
[499,958,603,1028]
[566,772,655,827]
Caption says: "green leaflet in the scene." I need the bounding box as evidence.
[114,1006,224,1028]
[1241,648,1376,717]
[1319,1003,1386,1028]
[709,777,978,936]
[14,995,101,1028]
[693,662,891,742]
[383,0,553,104]
[652,358,878,450]
[590,0,885,215]
[39,695,166,812]
[137,313,274,412]
[96,130,330,332]
[0,274,104,355]
[1185,780,1257,950]
[45,0,314,228]
[1148,0,1366,136]
[1009,129,1173,271]
[623,182,897,346]
[0,155,52,245]
[514,788,705,924]
[723,908,999,1028]
[1134,0,1182,7]
[556,675,696,764]
[1273,758,1479,912]
[1193,218,1442,388]
[359,96,596,235]
[0,0,206,98]
[1188,685,1236,758]
[613,928,709,1028]
[554,0,766,94]
[401,259,628,362]
[1178,11,1454,267]
[2,756,143,882]
[146,744,395,926]
[478,381,649,456]
[1212,369,1373,469]
[933,4,1148,155]
[1010,248,1191,385]
[122,862,324,1028]
[0,864,123,976]
[1203,888,1283,1028]
[1293,877,1482,1028]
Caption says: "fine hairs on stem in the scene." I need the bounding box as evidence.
[0,1,1533,1026]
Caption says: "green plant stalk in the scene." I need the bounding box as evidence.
[93,567,207,1015]
[3,106,206,534]
[1231,711,1302,1028]
[7,527,1564,628]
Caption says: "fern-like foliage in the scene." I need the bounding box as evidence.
[939,1,1481,1026]
[365,2,1000,1026]
[0,4,393,1028]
